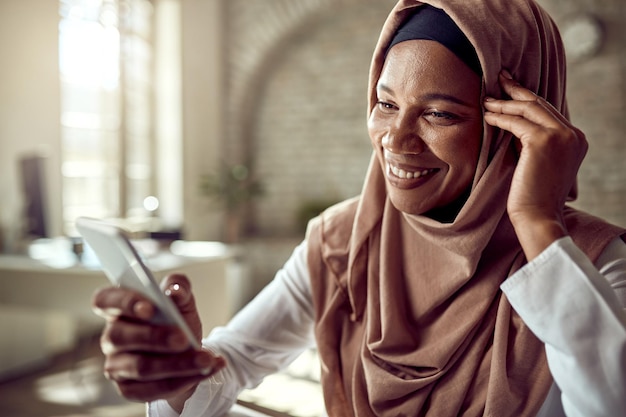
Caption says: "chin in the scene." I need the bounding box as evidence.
[388,195,434,216]
[388,189,469,223]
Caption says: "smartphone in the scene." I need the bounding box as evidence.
[76,216,201,349]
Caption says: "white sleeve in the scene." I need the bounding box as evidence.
[148,240,316,417]
[501,235,626,417]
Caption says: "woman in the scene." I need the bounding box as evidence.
[93,1,626,416]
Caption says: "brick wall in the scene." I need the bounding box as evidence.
[223,0,626,238]
[549,2,626,228]
[224,0,396,236]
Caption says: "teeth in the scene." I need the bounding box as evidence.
[389,164,432,179]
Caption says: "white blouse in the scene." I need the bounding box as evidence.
[149,236,626,417]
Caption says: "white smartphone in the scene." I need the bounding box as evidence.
[76,216,201,349]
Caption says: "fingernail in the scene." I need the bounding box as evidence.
[484,96,495,102]
[168,331,187,349]
[133,301,153,320]
[501,69,513,79]
[195,354,213,375]
[164,283,181,297]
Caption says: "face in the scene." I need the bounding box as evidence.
[368,40,483,216]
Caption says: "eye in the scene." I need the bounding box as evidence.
[376,100,397,112]
[426,111,454,119]
[424,110,459,126]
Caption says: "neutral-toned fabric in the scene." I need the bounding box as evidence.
[306,1,625,416]
[147,236,626,417]
[503,236,626,417]
[386,5,482,76]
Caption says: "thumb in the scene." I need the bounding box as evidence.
[160,274,203,342]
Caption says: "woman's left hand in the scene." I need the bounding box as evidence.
[483,70,588,259]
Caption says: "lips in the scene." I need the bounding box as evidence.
[388,164,436,179]
[385,161,438,188]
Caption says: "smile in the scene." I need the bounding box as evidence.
[387,163,437,180]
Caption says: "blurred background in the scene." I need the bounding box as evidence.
[0,0,624,416]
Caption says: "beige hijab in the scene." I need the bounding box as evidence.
[307,0,625,416]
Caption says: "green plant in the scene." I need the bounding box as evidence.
[296,198,340,233]
[200,162,264,211]
[199,162,264,243]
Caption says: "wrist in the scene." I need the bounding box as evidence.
[510,213,567,261]
[167,383,198,414]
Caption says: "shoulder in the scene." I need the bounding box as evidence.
[305,197,361,291]
[305,196,360,246]
[563,206,626,263]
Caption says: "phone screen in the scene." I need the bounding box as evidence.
[76,217,201,349]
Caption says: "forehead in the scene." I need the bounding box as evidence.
[378,40,480,98]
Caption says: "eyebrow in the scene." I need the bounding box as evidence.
[376,83,476,107]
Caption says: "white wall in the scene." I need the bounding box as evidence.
[0,0,63,249]
[0,0,228,250]
[179,0,225,240]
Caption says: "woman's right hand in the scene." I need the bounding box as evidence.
[92,274,226,412]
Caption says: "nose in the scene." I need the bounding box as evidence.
[381,113,426,155]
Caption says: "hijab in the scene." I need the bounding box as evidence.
[306,1,625,416]
[386,5,482,77]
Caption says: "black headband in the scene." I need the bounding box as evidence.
[387,5,482,76]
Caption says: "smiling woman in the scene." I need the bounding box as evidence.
[368,40,483,217]
[87,1,626,416]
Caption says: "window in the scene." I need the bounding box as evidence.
[59,0,156,233]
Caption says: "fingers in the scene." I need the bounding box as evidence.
[104,349,226,402]
[484,97,563,132]
[160,274,197,316]
[92,274,195,322]
[104,349,225,382]
[92,286,155,322]
[483,71,585,150]
[484,72,566,130]
[114,375,207,403]
[94,274,204,354]
[160,274,204,343]
[91,274,224,405]
[483,103,548,144]
[496,70,535,101]
[482,69,588,237]
[92,273,198,327]
[100,320,191,355]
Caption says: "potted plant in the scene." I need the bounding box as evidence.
[200,162,263,243]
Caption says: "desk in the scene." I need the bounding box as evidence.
[0,240,246,378]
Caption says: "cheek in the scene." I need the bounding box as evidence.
[367,115,382,147]
[448,133,482,180]
[433,126,482,175]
